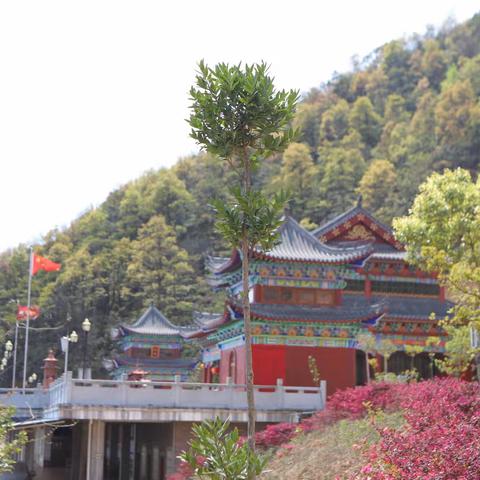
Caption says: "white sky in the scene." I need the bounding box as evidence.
[0,1,478,252]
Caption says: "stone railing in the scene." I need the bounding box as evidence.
[0,387,49,415]
[1,375,327,414]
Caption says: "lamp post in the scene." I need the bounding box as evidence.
[5,341,13,357]
[81,318,91,379]
[1,341,13,378]
[61,330,78,379]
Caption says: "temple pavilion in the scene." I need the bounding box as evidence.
[108,304,197,381]
[192,200,451,395]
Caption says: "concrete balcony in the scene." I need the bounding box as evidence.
[2,375,326,424]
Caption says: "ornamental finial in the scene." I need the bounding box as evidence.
[357,194,363,208]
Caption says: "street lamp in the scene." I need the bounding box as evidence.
[81,318,91,380]
[27,373,37,385]
[61,330,78,379]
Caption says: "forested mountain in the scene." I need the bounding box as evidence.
[1,13,480,380]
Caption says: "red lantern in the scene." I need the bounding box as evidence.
[210,366,219,375]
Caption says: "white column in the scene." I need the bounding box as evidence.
[151,446,161,480]
[88,420,106,480]
[139,444,148,480]
[33,427,46,472]
[276,378,285,409]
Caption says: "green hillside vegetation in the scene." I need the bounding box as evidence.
[1,13,480,380]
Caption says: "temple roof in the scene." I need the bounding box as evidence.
[113,356,197,369]
[235,295,385,323]
[253,216,373,264]
[312,200,404,251]
[121,305,195,336]
[180,311,228,339]
[374,295,453,320]
[368,251,407,261]
[313,202,392,238]
[206,250,241,275]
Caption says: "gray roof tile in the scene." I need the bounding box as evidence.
[254,216,373,264]
[372,295,452,320]
[245,295,385,322]
[121,305,195,336]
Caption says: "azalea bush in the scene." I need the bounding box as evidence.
[358,378,480,479]
[255,423,300,449]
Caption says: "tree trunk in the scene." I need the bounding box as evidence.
[241,147,256,479]
[242,237,256,453]
[384,355,388,373]
[365,351,370,384]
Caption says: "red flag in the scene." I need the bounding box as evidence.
[32,254,61,275]
[17,305,41,321]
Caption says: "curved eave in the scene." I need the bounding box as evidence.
[384,314,445,322]
[250,312,383,324]
[207,250,242,275]
[120,326,184,336]
[251,249,372,265]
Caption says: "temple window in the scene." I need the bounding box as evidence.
[228,351,237,382]
[299,290,315,305]
[345,279,365,292]
[130,348,150,359]
[371,281,440,296]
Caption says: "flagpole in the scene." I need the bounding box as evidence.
[22,247,33,393]
[11,320,19,389]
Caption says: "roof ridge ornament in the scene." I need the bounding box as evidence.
[357,194,363,208]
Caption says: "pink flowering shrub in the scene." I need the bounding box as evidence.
[255,422,299,448]
[357,378,480,480]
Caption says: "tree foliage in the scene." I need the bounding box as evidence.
[0,408,27,473]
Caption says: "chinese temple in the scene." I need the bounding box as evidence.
[195,200,451,395]
[108,304,197,381]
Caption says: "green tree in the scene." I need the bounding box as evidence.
[188,61,298,462]
[349,96,382,148]
[435,324,478,377]
[0,408,27,473]
[271,142,315,220]
[420,39,448,89]
[144,169,195,236]
[435,80,480,170]
[381,40,418,97]
[394,169,480,335]
[458,54,480,96]
[357,159,397,223]
[126,215,196,323]
[319,99,350,143]
[317,131,366,220]
[293,103,321,153]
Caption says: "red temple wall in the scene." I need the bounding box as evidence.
[285,347,356,397]
[248,344,356,396]
[251,345,286,385]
